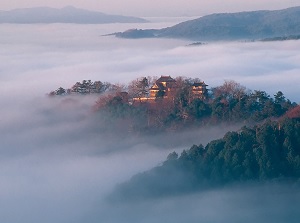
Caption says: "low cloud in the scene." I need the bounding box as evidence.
[0,22,300,222]
[0,91,240,222]
[2,24,300,101]
[92,182,300,223]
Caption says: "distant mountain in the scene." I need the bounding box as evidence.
[0,6,148,24]
[115,6,300,41]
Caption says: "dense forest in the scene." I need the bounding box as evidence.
[49,77,297,133]
[112,117,300,200]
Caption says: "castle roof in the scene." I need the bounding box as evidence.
[156,76,176,83]
[192,81,208,87]
[150,83,166,91]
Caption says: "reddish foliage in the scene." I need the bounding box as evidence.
[285,106,300,119]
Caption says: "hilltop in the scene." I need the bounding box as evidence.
[49,76,296,134]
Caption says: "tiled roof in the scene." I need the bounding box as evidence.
[192,81,208,87]
[150,83,166,90]
[156,76,176,83]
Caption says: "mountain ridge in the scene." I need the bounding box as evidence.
[115,6,300,41]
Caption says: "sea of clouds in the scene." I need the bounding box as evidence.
[0,20,300,223]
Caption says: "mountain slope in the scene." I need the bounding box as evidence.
[116,6,300,40]
[111,118,300,200]
[0,6,148,24]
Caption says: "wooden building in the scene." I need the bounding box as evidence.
[149,76,177,98]
[133,75,208,103]
[191,81,208,99]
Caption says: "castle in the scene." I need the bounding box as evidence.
[133,75,208,102]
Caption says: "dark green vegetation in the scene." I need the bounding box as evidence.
[113,28,157,38]
[115,6,300,41]
[186,42,207,47]
[112,117,300,200]
[49,79,113,95]
[0,6,148,24]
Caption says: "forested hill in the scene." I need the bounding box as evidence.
[111,117,300,200]
[115,6,300,41]
[48,78,300,200]
[49,78,297,133]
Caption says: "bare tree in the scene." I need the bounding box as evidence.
[212,80,247,100]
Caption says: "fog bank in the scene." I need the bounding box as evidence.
[0,93,241,223]
[0,22,300,222]
[1,23,300,102]
[92,182,300,223]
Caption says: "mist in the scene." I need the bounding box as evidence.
[97,183,300,223]
[0,92,242,223]
[1,22,300,102]
[1,21,300,222]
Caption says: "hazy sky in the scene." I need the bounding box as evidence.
[1,0,300,16]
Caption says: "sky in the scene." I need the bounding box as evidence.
[1,0,300,16]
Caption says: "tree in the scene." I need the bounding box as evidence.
[167,152,179,161]
[70,80,111,94]
[55,87,66,95]
[188,98,211,119]
[91,81,110,93]
[274,91,285,104]
[212,80,247,101]
[128,77,149,99]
